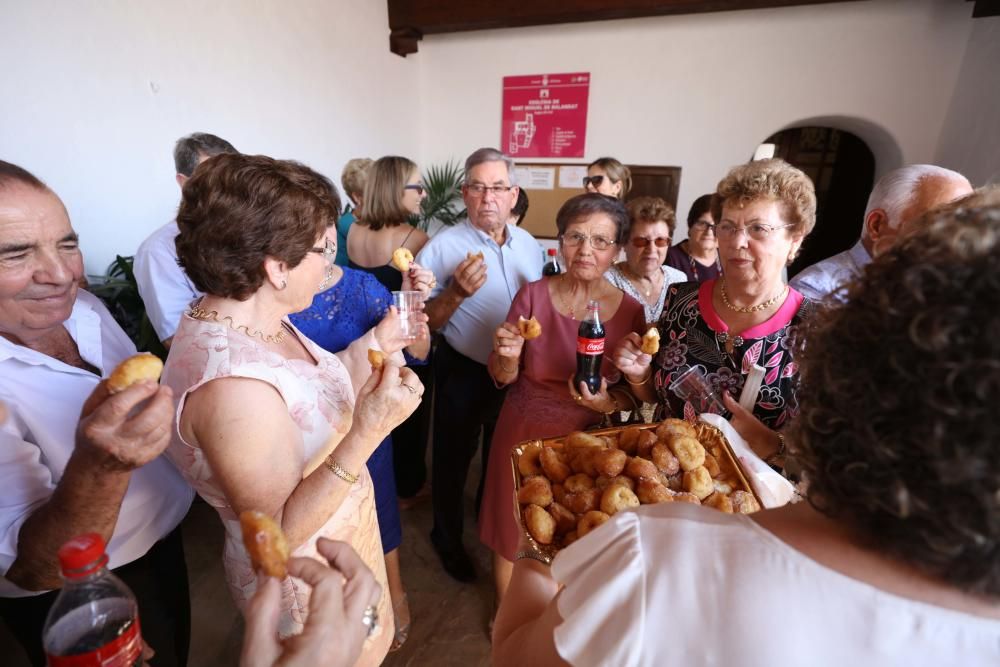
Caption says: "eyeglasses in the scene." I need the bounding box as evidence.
[465,183,514,197]
[309,238,337,265]
[630,237,670,249]
[715,221,793,241]
[582,175,605,188]
[690,220,716,232]
[561,231,617,251]
[404,184,426,195]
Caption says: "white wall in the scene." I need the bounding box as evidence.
[934,16,1000,187]
[417,0,973,238]
[0,0,420,273]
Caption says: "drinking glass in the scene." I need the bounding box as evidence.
[392,290,424,342]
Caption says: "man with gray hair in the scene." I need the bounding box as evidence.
[790,164,972,301]
[133,132,238,347]
[416,147,543,582]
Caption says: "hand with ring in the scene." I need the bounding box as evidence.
[566,375,617,414]
[240,538,383,667]
[354,364,424,457]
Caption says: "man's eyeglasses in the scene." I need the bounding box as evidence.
[690,220,716,232]
[715,222,793,241]
[404,184,426,195]
[465,183,514,197]
[561,231,617,251]
[309,238,337,264]
[582,175,605,188]
[630,237,670,249]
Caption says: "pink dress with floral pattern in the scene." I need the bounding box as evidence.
[161,313,391,663]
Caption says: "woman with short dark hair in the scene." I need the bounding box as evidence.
[666,193,723,282]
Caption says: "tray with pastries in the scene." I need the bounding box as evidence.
[511,419,763,558]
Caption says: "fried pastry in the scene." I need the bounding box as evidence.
[540,447,571,483]
[669,435,706,472]
[704,492,734,513]
[703,452,721,477]
[600,484,640,516]
[577,510,611,538]
[107,353,163,394]
[625,456,659,481]
[616,426,643,455]
[564,473,595,494]
[595,474,635,492]
[240,510,290,579]
[730,490,761,514]
[636,430,659,458]
[548,502,576,536]
[517,476,552,507]
[565,431,607,449]
[683,466,714,500]
[517,442,544,478]
[636,477,674,504]
[367,348,385,370]
[650,444,681,476]
[466,250,485,262]
[391,247,414,272]
[564,488,600,514]
[655,418,698,443]
[591,448,627,477]
[525,504,556,545]
[570,448,598,477]
[517,315,542,340]
[563,530,579,546]
[640,327,660,355]
[673,492,702,505]
[552,483,567,505]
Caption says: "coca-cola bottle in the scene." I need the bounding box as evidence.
[43,534,143,667]
[542,248,561,276]
[574,300,605,395]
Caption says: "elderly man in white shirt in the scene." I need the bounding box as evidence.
[0,161,193,666]
[416,148,543,583]
[134,132,238,347]
[791,164,972,301]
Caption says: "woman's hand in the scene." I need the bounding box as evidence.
[373,306,429,356]
[402,262,437,298]
[240,539,381,667]
[567,376,617,414]
[353,364,423,450]
[611,332,652,383]
[722,393,780,461]
[494,322,524,362]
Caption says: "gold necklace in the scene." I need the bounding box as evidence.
[720,280,788,314]
[187,304,288,344]
[624,264,661,298]
[557,275,603,320]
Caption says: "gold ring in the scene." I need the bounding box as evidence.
[573,394,583,403]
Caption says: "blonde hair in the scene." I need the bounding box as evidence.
[589,157,632,199]
[341,158,373,206]
[711,158,816,237]
[358,156,418,231]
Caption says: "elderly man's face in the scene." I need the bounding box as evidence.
[0,185,83,344]
[872,176,973,258]
[463,161,519,234]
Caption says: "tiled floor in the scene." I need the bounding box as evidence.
[1,467,494,666]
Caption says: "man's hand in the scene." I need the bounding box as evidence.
[450,254,487,299]
[77,380,175,473]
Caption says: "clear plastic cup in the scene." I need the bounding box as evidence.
[668,366,730,417]
[392,291,424,342]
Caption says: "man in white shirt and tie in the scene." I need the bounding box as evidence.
[0,161,193,665]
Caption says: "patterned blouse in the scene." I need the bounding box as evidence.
[651,280,813,430]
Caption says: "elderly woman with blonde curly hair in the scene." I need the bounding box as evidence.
[614,159,817,464]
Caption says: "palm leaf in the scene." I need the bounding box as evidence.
[414,160,466,231]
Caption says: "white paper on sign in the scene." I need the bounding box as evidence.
[698,413,796,509]
[558,165,589,189]
[525,167,556,190]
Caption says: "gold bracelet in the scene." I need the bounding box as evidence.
[625,368,652,386]
[497,357,517,374]
[602,393,621,415]
[514,549,552,565]
[325,457,359,484]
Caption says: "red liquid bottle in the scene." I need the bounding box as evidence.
[42,534,143,667]
[574,300,605,395]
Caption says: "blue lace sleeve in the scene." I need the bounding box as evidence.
[357,272,427,366]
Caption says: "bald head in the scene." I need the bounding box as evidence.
[863,165,972,258]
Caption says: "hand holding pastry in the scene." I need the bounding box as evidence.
[450,253,487,298]
[640,327,660,355]
[240,510,290,579]
[402,262,437,297]
[611,332,652,383]
[494,322,525,362]
[517,315,542,340]
[391,248,414,272]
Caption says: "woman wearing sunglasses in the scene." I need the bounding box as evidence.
[606,196,688,324]
[582,157,631,200]
[666,193,723,283]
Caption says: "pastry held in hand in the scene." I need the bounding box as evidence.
[640,327,660,355]
[239,510,290,579]
[367,348,385,370]
[391,247,414,272]
[517,315,542,340]
[466,250,485,262]
[107,353,164,394]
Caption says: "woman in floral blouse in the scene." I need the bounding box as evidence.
[613,159,816,466]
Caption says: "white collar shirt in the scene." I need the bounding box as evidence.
[0,290,193,597]
[134,220,202,341]
[789,240,872,302]
[416,220,544,364]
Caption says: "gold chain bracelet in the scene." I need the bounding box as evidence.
[325,457,359,484]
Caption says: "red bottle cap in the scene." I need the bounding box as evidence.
[547,248,557,256]
[57,533,110,579]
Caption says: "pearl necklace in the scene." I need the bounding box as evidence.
[720,280,788,314]
[187,303,288,344]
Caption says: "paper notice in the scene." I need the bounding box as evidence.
[514,167,556,190]
[559,165,588,189]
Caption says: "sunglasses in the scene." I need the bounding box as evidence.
[631,237,670,248]
[404,184,426,195]
[582,175,605,188]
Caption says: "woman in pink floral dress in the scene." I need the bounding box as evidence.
[160,154,426,664]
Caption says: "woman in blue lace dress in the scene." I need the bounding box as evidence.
[291,261,429,651]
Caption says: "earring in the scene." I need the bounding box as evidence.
[280,279,287,290]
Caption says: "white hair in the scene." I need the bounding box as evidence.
[464,147,518,186]
[864,164,969,233]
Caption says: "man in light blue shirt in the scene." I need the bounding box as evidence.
[416,148,543,582]
[791,164,972,301]
[134,132,238,346]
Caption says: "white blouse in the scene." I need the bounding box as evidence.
[606,264,689,324]
[551,503,1000,667]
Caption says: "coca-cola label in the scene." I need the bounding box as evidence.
[46,617,142,667]
[577,336,605,355]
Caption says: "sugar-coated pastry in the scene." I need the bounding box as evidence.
[548,502,577,536]
[525,504,556,545]
[616,426,643,455]
[517,442,544,478]
[538,447,571,483]
[367,348,385,370]
[651,444,681,476]
[636,477,674,504]
[565,431,607,449]
[552,483,567,506]
[673,492,702,505]
[655,418,698,443]
[595,474,635,492]
[712,478,735,495]
[591,448,627,477]
[564,473,595,494]
[106,353,163,394]
[577,510,611,538]
[564,488,600,514]
[517,476,553,507]
[703,452,722,477]
[570,448,598,477]
[704,492,734,513]
[239,510,290,579]
[625,456,659,481]
[669,435,706,472]
[391,247,414,272]
[730,490,762,514]
[640,327,660,355]
[600,484,640,516]
[517,315,542,340]
[683,466,714,500]
[636,430,659,458]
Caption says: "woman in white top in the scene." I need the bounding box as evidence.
[492,201,1000,666]
[605,196,688,324]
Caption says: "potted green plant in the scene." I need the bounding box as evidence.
[87,255,167,360]
[411,160,466,232]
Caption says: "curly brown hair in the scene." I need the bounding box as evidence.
[625,196,676,240]
[788,203,1000,596]
[176,153,339,301]
[711,158,816,237]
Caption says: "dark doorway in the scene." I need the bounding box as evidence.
[764,127,875,277]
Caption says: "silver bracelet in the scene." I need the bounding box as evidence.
[514,549,552,566]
